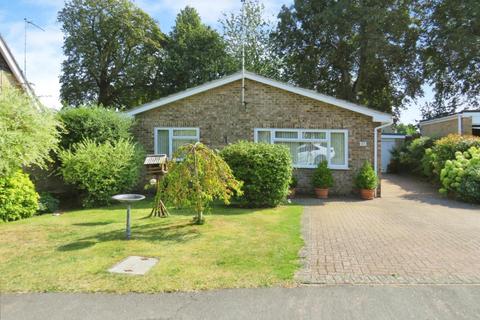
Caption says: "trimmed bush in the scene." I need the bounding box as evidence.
[312,160,333,188]
[58,106,134,150]
[430,134,480,178]
[0,171,39,222]
[38,192,60,214]
[59,138,144,207]
[220,141,292,207]
[440,147,480,203]
[355,161,378,190]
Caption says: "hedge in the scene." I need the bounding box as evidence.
[220,141,292,207]
[0,171,39,222]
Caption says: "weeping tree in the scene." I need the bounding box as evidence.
[161,143,243,224]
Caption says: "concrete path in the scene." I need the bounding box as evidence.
[2,285,480,320]
[296,174,480,285]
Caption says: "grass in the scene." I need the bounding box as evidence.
[0,200,303,293]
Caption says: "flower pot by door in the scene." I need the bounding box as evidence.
[314,188,329,199]
[360,189,375,200]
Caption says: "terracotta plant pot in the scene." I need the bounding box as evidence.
[314,188,329,199]
[288,188,296,198]
[360,188,375,200]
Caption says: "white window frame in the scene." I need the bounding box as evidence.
[154,127,200,157]
[254,128,349,169]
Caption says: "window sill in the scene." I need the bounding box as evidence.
[294,165,349,170]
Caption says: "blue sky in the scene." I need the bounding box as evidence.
[1,0,424,123]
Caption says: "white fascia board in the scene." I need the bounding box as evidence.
[0,35,34,97]
[126,70,392,123]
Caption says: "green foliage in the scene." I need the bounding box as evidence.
[58,106,134,149]
[430,134,480,178]
[312,161,333,188]
[0,171,39,222]
[0,87,61,176]
[162,143,243,224]
[38,192,60,214]
[394,123,418,136]
[396,137,435,174]
[440,147,480,203]
[220,141,292,207]
[219,0,280,78]
[58,0,164,107]
[422,0,480,114]
[289,174,298,188]
[355,161,378,190]
[59,138,144,207]
[162,6,235,95]
[273,0,422,117]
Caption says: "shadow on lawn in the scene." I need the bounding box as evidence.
[56,221,199,251]
[73,221,114,226]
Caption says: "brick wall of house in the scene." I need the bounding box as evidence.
[133,79,382,195]
[420,117,473,137]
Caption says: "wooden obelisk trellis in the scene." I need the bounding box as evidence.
[144,155,169,217]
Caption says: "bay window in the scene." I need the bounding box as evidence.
[154,127,199,157]
[254,128,348,169]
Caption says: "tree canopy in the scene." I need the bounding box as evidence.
[58,0,164,108]
[273,0,423,118]
[420,0,480,119]
[162,7,236,95]
[220,0,280,78]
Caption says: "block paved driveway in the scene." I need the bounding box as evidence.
[295,174,480,285]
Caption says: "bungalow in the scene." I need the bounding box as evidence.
[419,110,480,138]
[127,71,392,195]
[0,34,33,95]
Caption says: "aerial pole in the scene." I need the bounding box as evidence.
[23,18,45,79]
[241,0,246,109]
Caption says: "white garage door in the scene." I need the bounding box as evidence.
[381,138,397,173]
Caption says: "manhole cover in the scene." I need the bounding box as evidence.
[108,256,158,275]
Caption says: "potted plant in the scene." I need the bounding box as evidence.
[289,175,298,198]
[355,161,378,200]
[312,160,333,199]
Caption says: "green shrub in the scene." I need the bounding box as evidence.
[59,138,144,207]
[355,161,378,190]
[220,141,292,207]
[431,134,480,178]
[58,106,134,150]
[0,87,60,176]
[440,147,480,203]
[398,137,435,174]
[38,192,60,214]
[0,171,39,222]
[312,160,333,188]
[289,174,298,189]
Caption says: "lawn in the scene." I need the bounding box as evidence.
[0,200,303,293]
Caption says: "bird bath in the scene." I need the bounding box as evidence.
[112,194,145,240]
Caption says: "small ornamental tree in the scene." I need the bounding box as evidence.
[161,143,242,224]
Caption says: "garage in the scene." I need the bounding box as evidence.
[381,133,405,173]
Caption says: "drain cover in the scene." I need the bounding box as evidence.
[108,256,158,275]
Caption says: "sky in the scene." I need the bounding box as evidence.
[0,0,424,124]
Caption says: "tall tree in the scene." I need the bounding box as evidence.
[421,0,480,119]
[162,6,235,94]
[273,0,423,118]
[219,0,280,78]
[58,0,164,108]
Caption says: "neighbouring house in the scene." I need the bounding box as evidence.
[127,71,392,195]
[419,110,480,138]
[0,35,33,95]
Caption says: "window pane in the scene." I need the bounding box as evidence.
[275,141,327,166]
[156,130,169,155]
[302,131,326,139]
[257,130,271,143]
[172,138,197,154]
[275,131,298,139]
[173,129,197,137]
[330,132,346,165]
